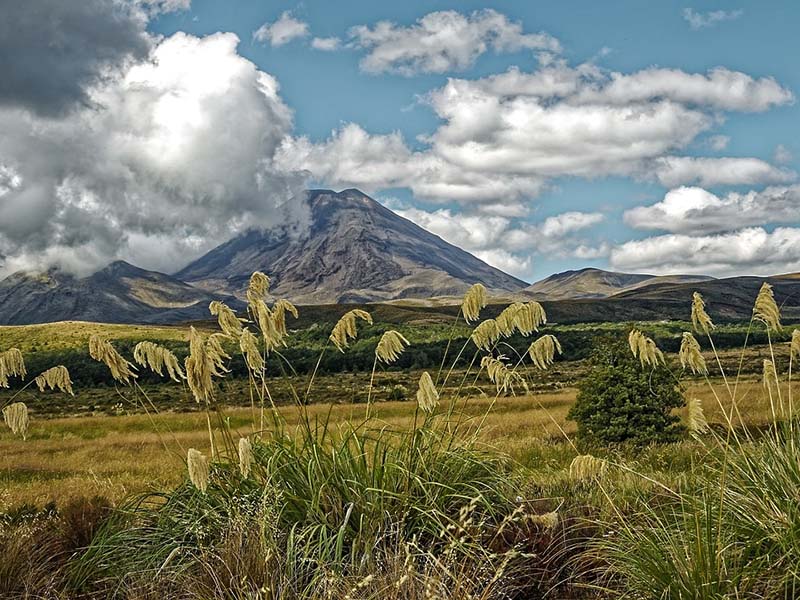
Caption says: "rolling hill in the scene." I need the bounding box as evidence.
[0,261,242,325]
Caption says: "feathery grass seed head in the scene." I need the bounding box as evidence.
[528,334,562,370]
[185,327,229,404]
[679,332,707,375]
[187,448,210,493]
[763,359,779,391]
[238,437,253,479]
[0,348,26,388]
[754,282,782,332]
[481,355,528,394]
[246,271,270,303]
[569,454,608,481]
[330,309,373,352]
[376,330,410,364]
[272,299,299,338]
[628,329,664,368]
[471,318,501,351]
[239,328,264,373]
[133,341,184,381]
[686,397,709,435]
[34,366,74,395]
[89,336,137,384]
[209,301,243,338]
[2,402,29,439]
[416,371,439,414]
[691,292,715,334]
[461,283,487,323]
[791,329,800,362]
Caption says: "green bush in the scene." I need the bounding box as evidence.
[567,337,685,445]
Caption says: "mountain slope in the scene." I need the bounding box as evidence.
[176,188,528,303]
[0,261,241,325]
[524,267,714,300]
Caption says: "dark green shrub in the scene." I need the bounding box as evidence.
[567,337,684,445]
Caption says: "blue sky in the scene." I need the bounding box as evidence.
[2,1,799,282]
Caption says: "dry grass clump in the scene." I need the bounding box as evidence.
[89,336,137,384]
[34,365,74,396]
[628,329,664,367]
[0,348,26,388]
[416,371,439,414]
[481,356,527,395]
[2,401,29,439]
[375,330,410,364]
[679,332,707,375]
[753,282,782,332]
[133,341,184,382]
[461,283,487,323]
[528,335,562,370]
[187,448,210,493]
[330,309,373,352]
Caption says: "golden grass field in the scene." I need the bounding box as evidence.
[1,376,789,509]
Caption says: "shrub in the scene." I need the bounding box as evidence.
[567,337,685,445]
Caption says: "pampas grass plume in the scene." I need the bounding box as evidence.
[0,348,26,388]
[89,336,137,384]
[471,319,500,351]
[528,334,562,370]
[569,454,607,481]
[416,371,439,414]
[34,365,74,396]
[2,402,29,439]
[686,397,709,435]
[133,341,184,382]
[375,330,410,364]
[187,448,210,493]
[461,283,487,323]
[480,355,528,394]
[330,309,373,352]
[679,332,707,375]
[238,437,253,479]
[754,282,782,332]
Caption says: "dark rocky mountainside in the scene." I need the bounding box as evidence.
[175,188,528,303]
[0,261,241,325]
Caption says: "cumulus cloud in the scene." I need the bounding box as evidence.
[253,11,309,46]
[653,156,795,187]
[311,36,341,51]
[611,227,800,277]
[349,9,560,75]
[0,32,309,278]
[390,205,604,278]
[624,185,800,234]
[683,8,743,30]
[280,59,793,209]
[0,0,152,117]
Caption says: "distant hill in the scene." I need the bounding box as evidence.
[0,261,241,325]
[524,267,714,300]
[175,188,527,303]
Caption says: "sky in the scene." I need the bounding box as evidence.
[1,1,799,283]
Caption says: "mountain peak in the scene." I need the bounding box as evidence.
[176,188,526,303]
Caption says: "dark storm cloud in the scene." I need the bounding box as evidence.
[0,0,150,117]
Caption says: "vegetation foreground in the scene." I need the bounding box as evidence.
[2,275,800,598]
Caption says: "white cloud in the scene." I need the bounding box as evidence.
[349,9,560,75]
[0,32,309,278]
[280,59,793,210]
[390,205,603,278]
[653,156,795,187]
[311,36,341,51]
[611,227,800,277]
[683,8,743,30]
[624,185,800,234]
[253,11,309,46]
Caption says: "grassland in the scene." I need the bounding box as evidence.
[1,375,788,509]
